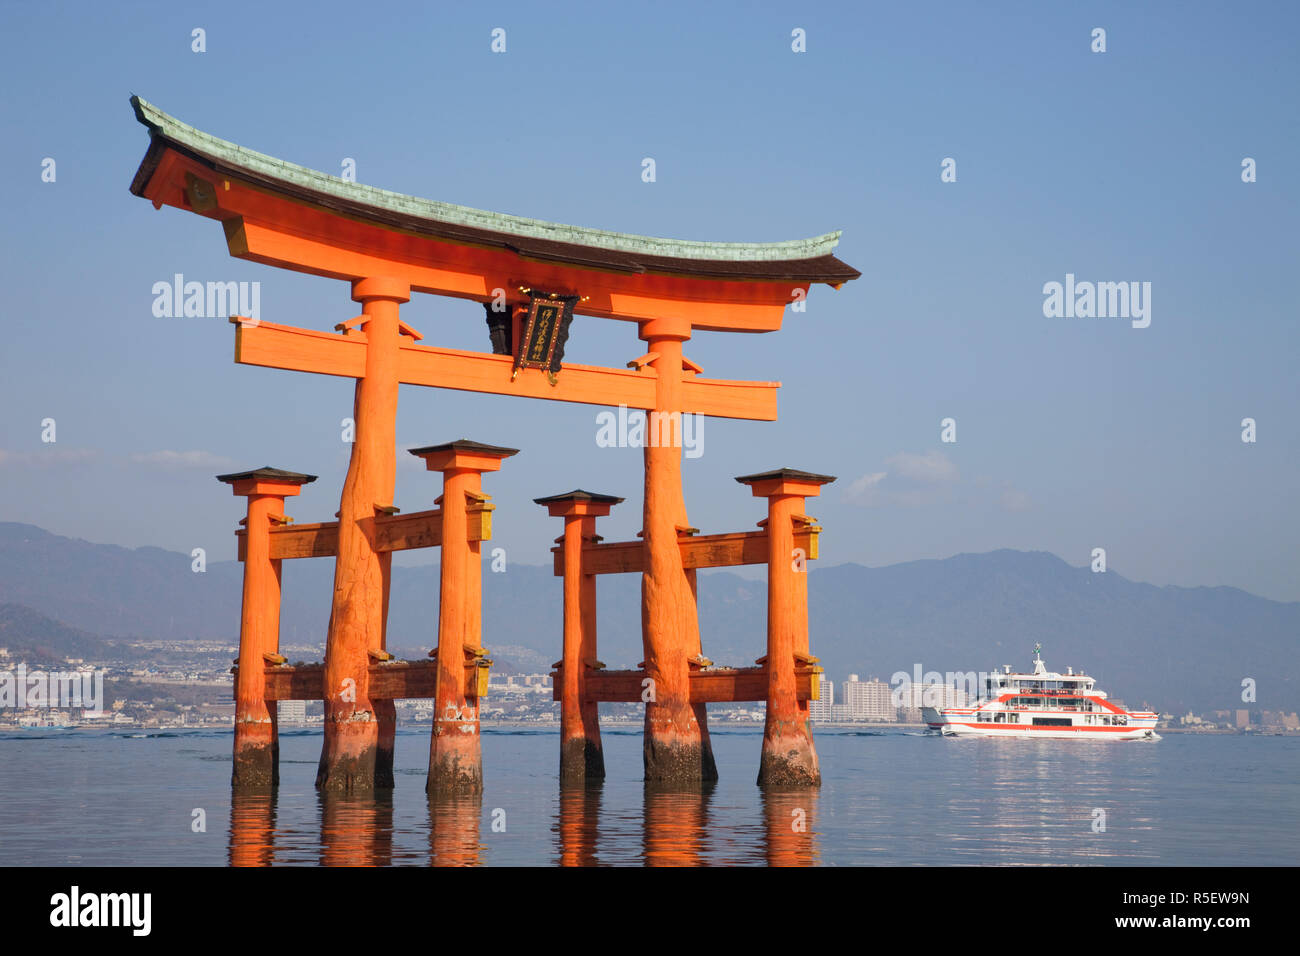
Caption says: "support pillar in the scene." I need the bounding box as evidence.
[411,440,517,795]
[638,316,716,785]
[317,277,409,792]
[535,490,623,785]
[218,466,316,789]
[737,468,836,787]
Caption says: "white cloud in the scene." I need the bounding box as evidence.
[845,450,959,507]
[885,449,959,483]
[845,471,887,502]
[847,451,1033,514]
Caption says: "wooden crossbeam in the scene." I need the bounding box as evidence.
[233,319,779,421]
[219,209,797,333]
[236,505,491,561]
[552,527,819,576]
[555,665,821,703]
[257,659,487,701]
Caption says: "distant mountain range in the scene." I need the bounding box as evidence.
[0,522,1294,714]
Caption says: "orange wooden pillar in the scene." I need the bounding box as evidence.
[411,440,517,794]
[219,466,316,789]
[737,468,835,787]
[535,490,623,785]
[317,277,411,792]
[638,317,716,785]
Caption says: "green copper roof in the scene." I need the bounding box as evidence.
[131,96,845,264]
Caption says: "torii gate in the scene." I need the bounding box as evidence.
[128,96,860,792]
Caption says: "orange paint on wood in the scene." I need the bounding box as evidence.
[236,506,492,561]
[429,467,478,793]
[234,319,779,421]
[316,279,408,793]
[261,659,486,701]
[638,326,716,784]
[571,666,820,704]
[413,443,514,795]
[743,473,833,788]
[578,515,603,780]
[224,475,308,789]
[561,516,585,779]
[539,494,617,784]
[551,527,820,575]
[147,157,806,330]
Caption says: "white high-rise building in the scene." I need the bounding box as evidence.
[839,675,896,721]
[809,673,836,722]
[278,700,307,724]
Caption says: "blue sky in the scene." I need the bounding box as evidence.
[1,1,1297,600]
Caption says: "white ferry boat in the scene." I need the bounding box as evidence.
[924,646,1158,740]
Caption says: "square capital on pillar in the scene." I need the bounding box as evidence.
[533,489,624,518]
[408,439,519,473]
[735,467,836,499]
[216,466,317,498]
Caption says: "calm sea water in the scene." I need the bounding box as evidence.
[1,727,1295,866]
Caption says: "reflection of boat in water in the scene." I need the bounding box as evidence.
[923,646,1159,740]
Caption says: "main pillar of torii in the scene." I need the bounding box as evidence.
[315,277,410,791]
[126,95,860,790]
[638,316,717,783]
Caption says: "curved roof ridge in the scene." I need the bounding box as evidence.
[131,96,843,264]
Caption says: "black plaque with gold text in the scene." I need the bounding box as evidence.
[512,291,577,384]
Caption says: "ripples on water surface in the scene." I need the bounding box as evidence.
[1,727,1295,865]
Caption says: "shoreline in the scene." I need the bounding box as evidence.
[2,719,1290,736]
